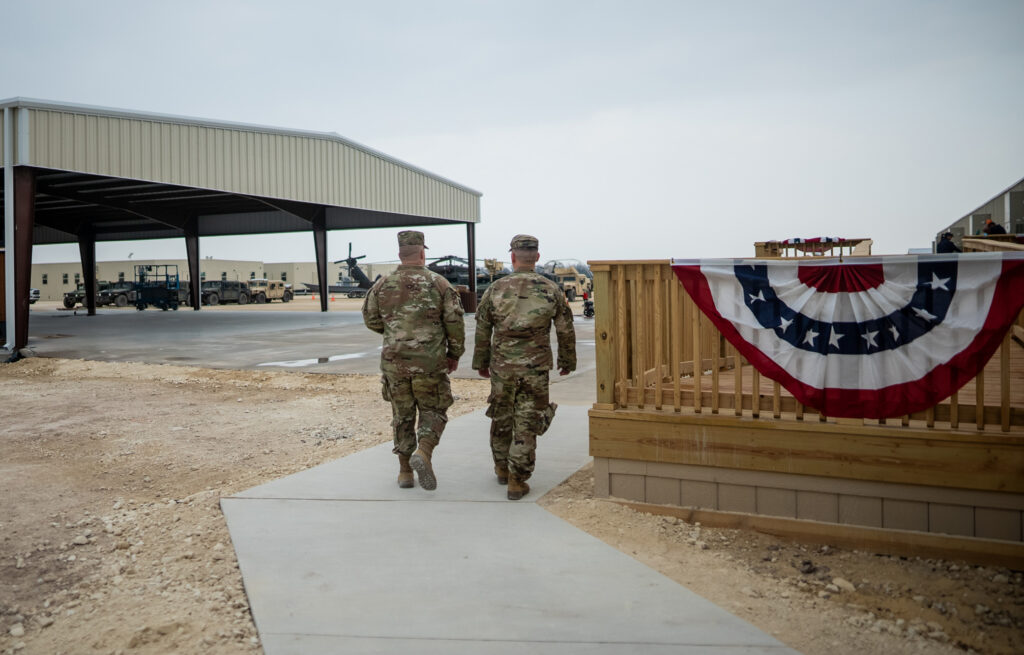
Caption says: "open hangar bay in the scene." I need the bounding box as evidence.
[1,97,482,355]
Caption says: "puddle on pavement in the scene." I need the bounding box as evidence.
[257,352,367,368]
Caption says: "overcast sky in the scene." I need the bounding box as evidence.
[5,0,1022,266]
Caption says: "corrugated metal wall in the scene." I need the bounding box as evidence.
[24,107,479,222]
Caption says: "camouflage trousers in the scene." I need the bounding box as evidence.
[382,372,454,457]
[486,370,556,480]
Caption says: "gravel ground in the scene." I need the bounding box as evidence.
[2,357,1021,655]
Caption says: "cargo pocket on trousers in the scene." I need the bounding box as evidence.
[437,377,455,412]
[380,376,391,402]
[536,402,558,436]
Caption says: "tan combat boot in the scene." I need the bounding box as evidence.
[397,454,414,489]
[494,462,509,486]
[507,474,530,501]
[409,440,437,490]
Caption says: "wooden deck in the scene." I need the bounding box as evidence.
[588,259,1024,565]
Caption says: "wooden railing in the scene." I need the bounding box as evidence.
[590,260,1022,433]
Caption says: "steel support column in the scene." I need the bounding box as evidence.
[184,216,201,310]
[12,167,36,352]
[465,222,477,312]
[313,208,328,312]
[78,225,97,316]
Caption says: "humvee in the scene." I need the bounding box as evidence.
[246,279,293,303]
[63,281,112,308]
[201,280,250,305]
[539,260,592,301]
[96,281,137,307]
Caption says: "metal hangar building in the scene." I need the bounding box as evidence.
[0,98,482,354]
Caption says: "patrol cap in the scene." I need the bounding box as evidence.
[509,234,539,251]
[397,230,427,248]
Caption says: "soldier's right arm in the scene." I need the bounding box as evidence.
[471,288,495,372]
[361,284,385,334]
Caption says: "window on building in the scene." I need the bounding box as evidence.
[200,272,206,281]
[280,272,287,282]
[62,273,69,285]
[42,274,48,285]
[338,271,344,281]
[118,272,125,282]
[221,272,228,281]
[74,273,81,285]
[250,272,256,280]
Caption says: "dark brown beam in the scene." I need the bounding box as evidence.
[465,222,477,312]
[13,167,37,352]
[184,216,201,310]
[78,225,97,316]
[313,208,329,312]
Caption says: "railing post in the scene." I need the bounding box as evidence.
[592,264,615,409]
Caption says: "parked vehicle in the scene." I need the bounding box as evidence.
[96,281,137,307]
[246,279,293,303]
[63,281,113,308]
[29,288,40,304]
[134,264,182,311]
[539,260,592,301]
[201,280,250,305]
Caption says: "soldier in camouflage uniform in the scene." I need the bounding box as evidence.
[473,234,576,500]
[363,230,465,490]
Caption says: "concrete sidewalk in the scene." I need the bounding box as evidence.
[222,406,799,654]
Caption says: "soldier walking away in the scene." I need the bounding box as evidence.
[363,230,465,490]
[473,234,576,500]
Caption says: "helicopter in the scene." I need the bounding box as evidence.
[427,255,509,299]
[302,243,380,298]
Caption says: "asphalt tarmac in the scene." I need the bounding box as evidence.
[22,302,597,404]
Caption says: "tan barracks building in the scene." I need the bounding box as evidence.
[30,259,399,301]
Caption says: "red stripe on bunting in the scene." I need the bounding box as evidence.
[672,259,1024,419]
[797,263,884,293]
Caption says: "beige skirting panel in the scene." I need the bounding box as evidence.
[594,457,1024,543]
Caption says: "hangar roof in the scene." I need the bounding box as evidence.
[0,98,481,245]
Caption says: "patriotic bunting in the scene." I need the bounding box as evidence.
[671,253,1024,418]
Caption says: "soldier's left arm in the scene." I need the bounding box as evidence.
[441,285,466,361]
[553,290,577,373]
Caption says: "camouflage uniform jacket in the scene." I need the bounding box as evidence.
[362,265,465,376]
[472,271,576,375]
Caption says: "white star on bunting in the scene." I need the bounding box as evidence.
[749,290,766,303]
[828,330,843,349]
[913,307,938,322]
[861,330,879,348]
[803,329,819,346]
[929,273,950,291]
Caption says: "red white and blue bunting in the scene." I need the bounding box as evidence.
[671,253,1024,418]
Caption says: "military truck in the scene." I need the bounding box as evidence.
[246,279,293,303]
[96,281,137,307]
[201,280,250,305]
[63,281,113,308]
[539,260,592,301]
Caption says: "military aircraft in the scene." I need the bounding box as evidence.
[302,243,380,298]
